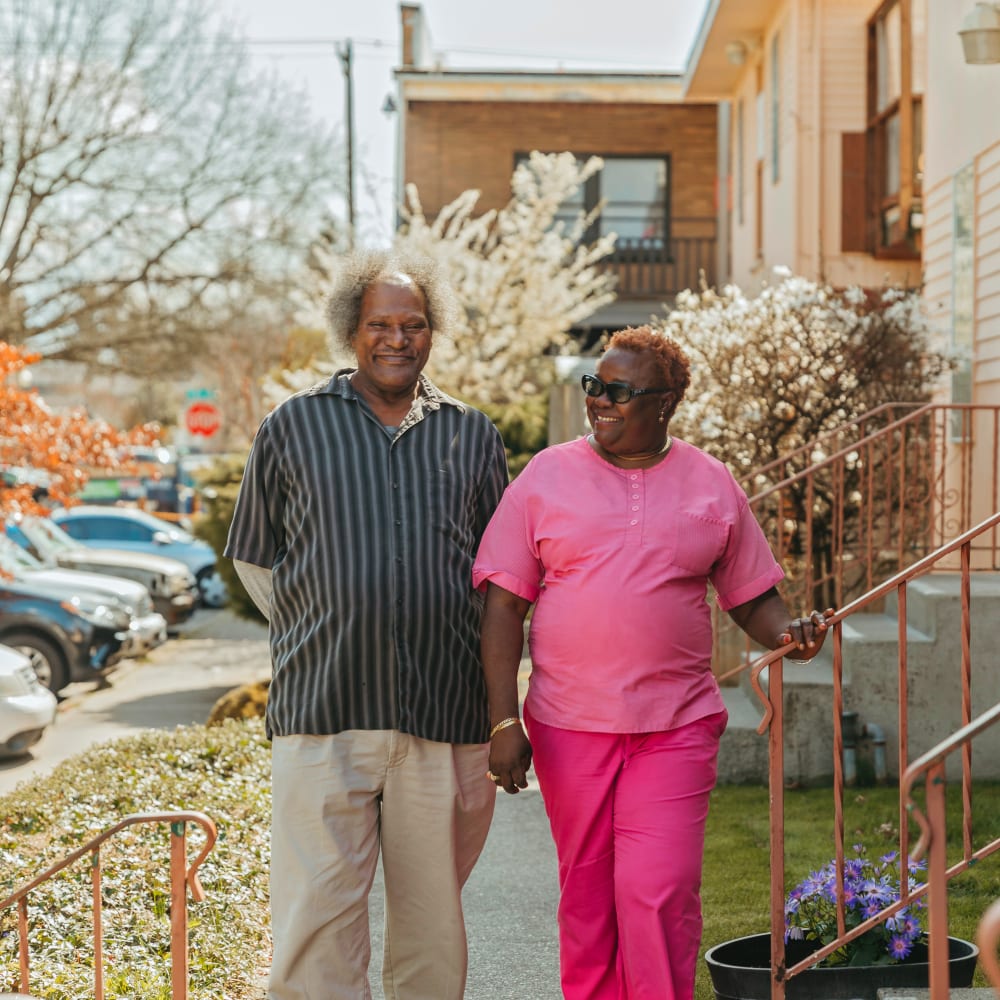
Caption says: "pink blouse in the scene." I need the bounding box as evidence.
[472,436,784,733]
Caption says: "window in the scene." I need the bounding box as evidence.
[867,0,923,256]
[517,153,670,258]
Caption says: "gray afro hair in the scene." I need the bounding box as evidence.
[325,247,462,353]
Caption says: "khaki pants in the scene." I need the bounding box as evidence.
[269,731,495,1000]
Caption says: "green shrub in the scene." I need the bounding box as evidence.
[0,722,272,999]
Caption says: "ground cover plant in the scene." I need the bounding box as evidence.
[0,721,271,999]
[0,722,995,999]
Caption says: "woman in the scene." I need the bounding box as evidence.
[472,326,830,1000]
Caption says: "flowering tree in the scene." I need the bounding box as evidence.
[663,270,953,608]
[0,343,158,516]
[292,152,617,409]
[665,270,953,476]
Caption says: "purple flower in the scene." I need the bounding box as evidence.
[888,934,913,960]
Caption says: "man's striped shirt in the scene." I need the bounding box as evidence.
[224,371,509,744]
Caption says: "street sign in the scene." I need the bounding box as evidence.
[185,401,221,438]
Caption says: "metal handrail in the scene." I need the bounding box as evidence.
[736,402,927,491]
[726,510,1000,1000]
[0,810,217,999]
[714,402,1000,673]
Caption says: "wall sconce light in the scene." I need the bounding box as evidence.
[959,2,1000,64]
[725,40,748,66]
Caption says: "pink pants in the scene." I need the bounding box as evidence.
[525,705,727,1000]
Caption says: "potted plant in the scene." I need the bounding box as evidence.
[704,846,979,1000]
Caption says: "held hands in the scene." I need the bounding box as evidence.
[778,607,835,662]
[486,722,533,795]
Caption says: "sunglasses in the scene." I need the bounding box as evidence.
[581,374,669,405]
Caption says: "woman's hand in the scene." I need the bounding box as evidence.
[779,607,835,660]
[487,725,533,795]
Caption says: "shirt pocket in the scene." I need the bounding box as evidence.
[670,510,729,576]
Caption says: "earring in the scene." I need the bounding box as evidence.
[658,413,666,424]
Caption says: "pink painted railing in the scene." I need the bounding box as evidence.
[714,403,1000,672]
[722,511,1000,1000]
[0,811,217,999]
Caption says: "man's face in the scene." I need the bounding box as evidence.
[351,276,432,399]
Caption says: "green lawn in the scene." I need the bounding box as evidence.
[0,721,997,999]
[697,782,1000,999]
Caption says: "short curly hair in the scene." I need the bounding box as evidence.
[605,325,691,422]
[325,247,461,352]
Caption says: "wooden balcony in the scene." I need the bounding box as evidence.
[601,216,717,300]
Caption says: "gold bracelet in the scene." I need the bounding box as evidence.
[489,717,521,739]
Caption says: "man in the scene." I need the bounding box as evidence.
[225,248,508,1000]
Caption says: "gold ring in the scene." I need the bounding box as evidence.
[485,770,499,782]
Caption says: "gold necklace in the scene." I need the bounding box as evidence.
[591,434,672,463]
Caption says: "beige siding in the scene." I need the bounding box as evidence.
[921,177,952,334]
[978,145,1000,395]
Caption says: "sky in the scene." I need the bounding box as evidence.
[220,0,711,243]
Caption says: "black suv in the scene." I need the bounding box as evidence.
[0,578,131,693]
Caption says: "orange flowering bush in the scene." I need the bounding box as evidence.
[0,343,159,517]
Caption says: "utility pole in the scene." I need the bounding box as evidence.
[336,39,355,247]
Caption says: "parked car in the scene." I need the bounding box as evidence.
[0,574,131,693]
[0,535,167,659]
[51,506,227,608]
[0,643,58,756]
[6,515,199,627]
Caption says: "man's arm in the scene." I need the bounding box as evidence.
[233,559,273,622]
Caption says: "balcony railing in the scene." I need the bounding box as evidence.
[725,512,1000,1000]
[0,811,217,999]
[602,217,717,299]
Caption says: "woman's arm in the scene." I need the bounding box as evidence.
[481,582,534,794]
[727,586,833,660]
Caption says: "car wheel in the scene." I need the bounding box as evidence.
[196,568,228,609]
[3,632,69,694]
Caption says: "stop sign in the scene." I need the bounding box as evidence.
[185,401,221,437]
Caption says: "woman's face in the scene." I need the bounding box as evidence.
[586,347,673,456]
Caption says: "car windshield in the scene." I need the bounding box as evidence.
[20,517,78,556]
[0,534,43,572]
[124,509,195,542]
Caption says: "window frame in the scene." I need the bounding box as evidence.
[514,151,672,263]
[866,0,923,259]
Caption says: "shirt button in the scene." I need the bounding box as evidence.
[630,519,638,525]
[632,494,639,500]
[631,506,639,511]
[395,520,402,526]
[630,474,638,480]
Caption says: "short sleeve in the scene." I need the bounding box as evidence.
[472,485,543,604]
[710,490,784,611]
[224,419,285,570]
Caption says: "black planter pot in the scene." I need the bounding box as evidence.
[704,932,979,1000]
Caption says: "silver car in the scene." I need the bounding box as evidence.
[6,515,199,627]
[0,643,58,756]
[0,536,168,658]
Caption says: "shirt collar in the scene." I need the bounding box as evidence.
[314,369,469,414]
